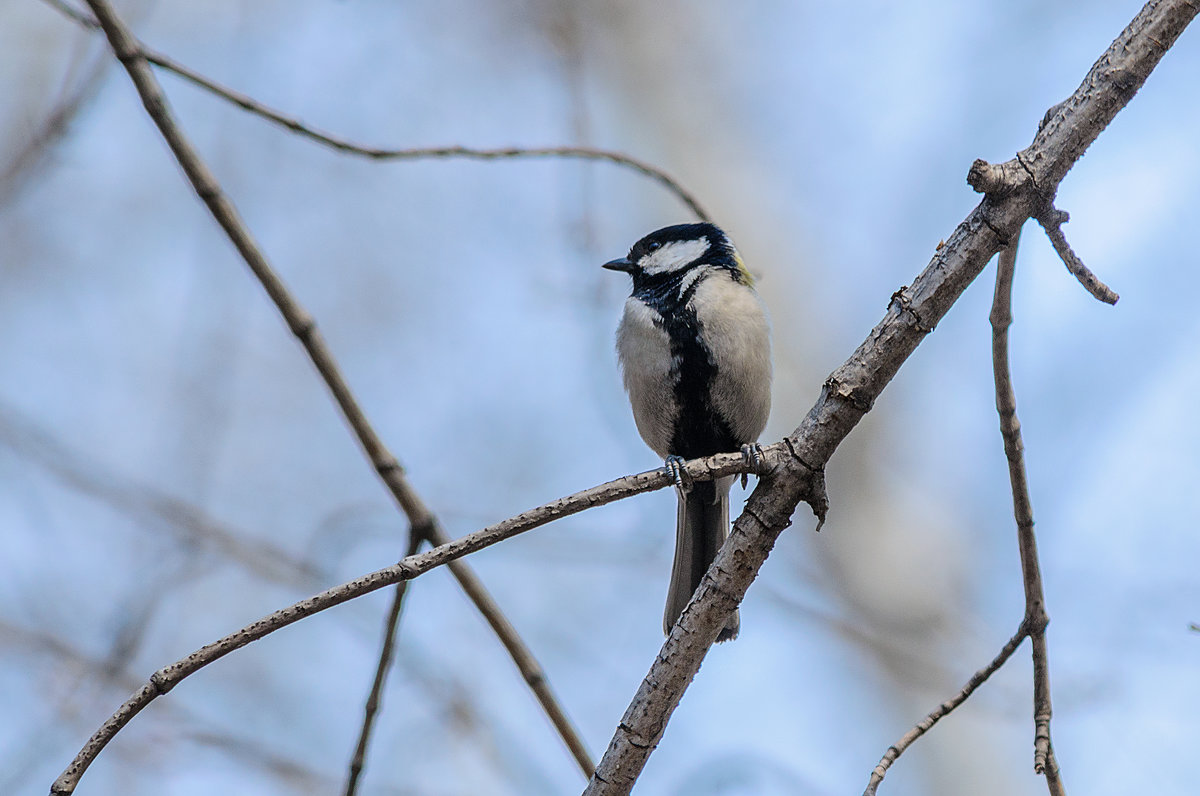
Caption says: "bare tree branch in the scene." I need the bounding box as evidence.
[52,0,595,790]
[0,620,345,795]
[861,229,1065,794]
[863,622,1028,796]
[344,528,425,796]
[1035,207,1118,304]
[436,537,597,777]
[40,0,710,221]
[585,2,1198,792]
[991,234,1067,794]
[50,443,752,793]
[968,154,1118,304]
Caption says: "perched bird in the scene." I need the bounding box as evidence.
[605,223,772,641]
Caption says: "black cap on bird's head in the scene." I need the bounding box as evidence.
[603,223,751,287]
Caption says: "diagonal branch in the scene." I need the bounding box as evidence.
[863,622,1028,796]
[53,0,593,790]
[1035,207,1118,304]
[439,534,596,777]
[585,2,1198,792]
[345,526,426,796]
[51,446,756,794]
[40,0,709,221]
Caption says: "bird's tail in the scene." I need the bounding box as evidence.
[664,475,739,641]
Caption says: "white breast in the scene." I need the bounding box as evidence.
[615,297,677,457]
[689,274,772,443]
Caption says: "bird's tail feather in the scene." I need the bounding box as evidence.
[664,475,739,641]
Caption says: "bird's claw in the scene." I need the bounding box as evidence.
[740,443,765,489]
[664,455,691,496]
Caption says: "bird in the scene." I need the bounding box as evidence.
[604,222,771,642]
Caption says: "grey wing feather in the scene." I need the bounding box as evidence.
[691,275,772,444]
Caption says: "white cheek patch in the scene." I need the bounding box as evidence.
[639,237,709,275]
[676,264,712,298]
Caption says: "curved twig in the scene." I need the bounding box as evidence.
[39,0,710,221]
[1035,207,1118,304]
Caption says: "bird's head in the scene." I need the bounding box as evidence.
[603,223,753,291]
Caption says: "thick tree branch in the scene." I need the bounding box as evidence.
[585,2,1197,792]
[40,0,709,221]
[964,0,1200,304]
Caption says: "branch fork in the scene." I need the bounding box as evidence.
[968,153,1119,305]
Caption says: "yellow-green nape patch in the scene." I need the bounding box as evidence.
[733,250,755,286]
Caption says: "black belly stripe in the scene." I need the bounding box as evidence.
[636,271,741,459]
[667,311,739,458]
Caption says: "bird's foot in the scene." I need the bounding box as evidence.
[664,455,691,496]
[740,443,765,489]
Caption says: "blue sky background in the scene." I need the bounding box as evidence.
[2,1,1198,794]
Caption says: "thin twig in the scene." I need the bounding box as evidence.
[992,233,1067,795]
[1036,208,1118,304]
[438,528,596,776]
[863,623,1028,796]
[54,0,593,790]
[39,0,710,221]
[50,443,756,794]
[345,528,425,796]
[588,3,1198,792]
[861,233,1069,795]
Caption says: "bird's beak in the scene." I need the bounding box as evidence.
[602,257,635,273]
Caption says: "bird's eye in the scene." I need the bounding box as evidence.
[646,241,662,252]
